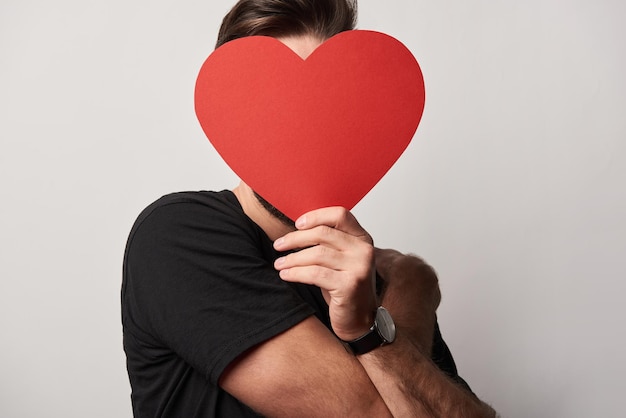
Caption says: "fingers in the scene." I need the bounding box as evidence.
[275,244,373,285]
[275,243,338,267]
[294,207,373,245]
[274,207,372,253]
[274,224,364,253]
[277,264,341,290]
[273,207,375,288]
[273,207,377,341]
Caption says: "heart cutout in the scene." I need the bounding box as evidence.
[195,30,425,220]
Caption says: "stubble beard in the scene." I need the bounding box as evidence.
[253,191,295,228]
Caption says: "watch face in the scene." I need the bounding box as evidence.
[376,307,396,343]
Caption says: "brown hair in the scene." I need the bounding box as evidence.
[216,0,358,48]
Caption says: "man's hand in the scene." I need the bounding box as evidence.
[274,207,378,341]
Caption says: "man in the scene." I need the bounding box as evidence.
[122,0,497,416]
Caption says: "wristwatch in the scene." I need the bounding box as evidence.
[343,306,396,355]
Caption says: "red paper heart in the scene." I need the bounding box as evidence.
[195,30,425,220]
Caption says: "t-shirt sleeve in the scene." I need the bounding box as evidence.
[431,322,474,393]
[123,198,314,385]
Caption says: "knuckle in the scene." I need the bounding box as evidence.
[362,243,375,260]
[354,241,375,262]
[315,245,329,259]
[312,265,326,280]
[345,265,372,287]
[319,225,334,239]
[340,271,360,291]
[335,207,351,226]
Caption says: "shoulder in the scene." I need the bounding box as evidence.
[132,190,242,226]
[127,190,258,243]
[123,189,272,282]
[123,189,279,277]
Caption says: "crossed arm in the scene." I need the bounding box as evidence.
[219,208,496,417]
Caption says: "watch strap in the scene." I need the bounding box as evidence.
[343,306,396,355]
[345,323,385,355]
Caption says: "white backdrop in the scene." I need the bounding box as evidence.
[1,0,624,417]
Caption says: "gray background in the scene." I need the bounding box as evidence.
[1,0,624,416]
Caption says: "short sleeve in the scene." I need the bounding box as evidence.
[431,322,474,393]
[123,195,314,385]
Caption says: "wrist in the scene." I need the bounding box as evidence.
[341,306,396,355]
[334,310,376,341]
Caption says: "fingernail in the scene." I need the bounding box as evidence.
[274,237,284,248]
[275,257,285,267]
[295,216,307,229]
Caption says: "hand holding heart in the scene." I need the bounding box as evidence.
[274,207,378,341]
[195,30,425,220]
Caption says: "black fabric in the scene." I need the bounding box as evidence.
[122,190,469,417]
[431,322,473,392]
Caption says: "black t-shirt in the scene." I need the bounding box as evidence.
[122,190,468,417]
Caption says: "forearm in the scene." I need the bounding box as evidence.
[221,317,393,418]
[358,332,496,418]
[273,214,495,416]
[376,250,441,355]
[371,250,495,417]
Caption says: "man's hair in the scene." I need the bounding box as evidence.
[216,0,358,48]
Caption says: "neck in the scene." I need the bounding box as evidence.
[232,182,296,242]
